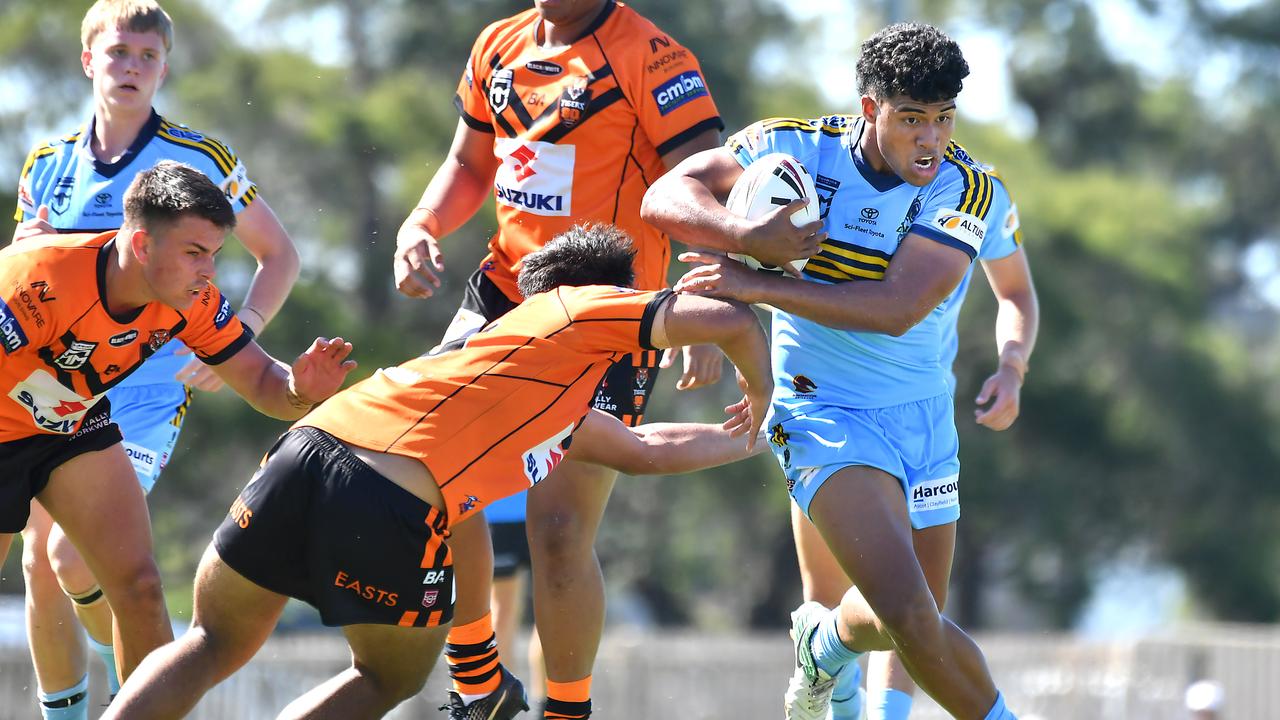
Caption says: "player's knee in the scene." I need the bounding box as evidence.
[47,535,94,590]
[877,592,945,648]
[101,558,165,610]
[357,662,430,707]
[20,540,61,597]
[527,510,594,563]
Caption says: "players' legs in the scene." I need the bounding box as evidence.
[865,522,955,719]
[37,444,171,680]
[22,502,92,719]
[791,502,864,718]
[808,467,999,719]
[491,564,525,669]
[526,458,615,718]
[46,521,115,645]
[277,623,447,720]
[792,501,850,607]
[526,458,615,682]
[104,544,288,719]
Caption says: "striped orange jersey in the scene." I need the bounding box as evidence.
[0,232,251,441]
[299,285,672,524]
[456,0,722,300]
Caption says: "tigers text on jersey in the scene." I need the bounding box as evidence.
[298,285,671,525]
[14,110,257,388]
[727,115,998,408]
[456,0,723,301]
[0,232,252,441]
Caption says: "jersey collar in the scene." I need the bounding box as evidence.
[78,109,164,180]
[97,235,147,325]
[534,0,617,47]
[849,119,906,192]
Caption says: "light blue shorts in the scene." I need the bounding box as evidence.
[768,394,960,530]
[105,383,193,494]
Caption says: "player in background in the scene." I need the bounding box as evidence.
[643,22,1024,720]
[104,224,773,720]
[484,490,548,708]
[789,173,1038,720]
[11,2,299,717]
[392,2,808,718]
[0,162,352,710]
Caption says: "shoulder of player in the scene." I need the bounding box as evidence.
[152,116,243,174]
[934,142,1000,219]
[475,9,540,56]
[21,127,84,170]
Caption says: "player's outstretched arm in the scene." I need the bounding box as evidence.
[568,408,766,476]
[649,293,772,449]
[642,148,823,267]
[394,119,501,299]
[974,247,1038,430]
[208,338,356,420]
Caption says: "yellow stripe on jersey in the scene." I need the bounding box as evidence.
[819,242,890,269]
[946,145,993,220]
[804,254,886,282]
[18,145,57,182]
[759,117,818,134]
[156,121,235,176]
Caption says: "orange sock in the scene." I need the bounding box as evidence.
[445,613,502,697]
[543,676,592,719]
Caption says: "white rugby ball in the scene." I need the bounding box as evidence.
[725,152,819,274]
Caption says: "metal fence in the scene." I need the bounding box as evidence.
[1,624,1275,719]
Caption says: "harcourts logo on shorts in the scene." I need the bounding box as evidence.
[493,138,574,217]
[652,71,708,115]
[910,474,959,514]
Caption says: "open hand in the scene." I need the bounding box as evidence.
[289,337,357,406]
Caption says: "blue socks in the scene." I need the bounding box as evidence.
[829,662,866,720]
[38,675,89,720]
[88,635,121,695]
[983,691,1017,720]
[866,687,914,720]
[809,610,861,678]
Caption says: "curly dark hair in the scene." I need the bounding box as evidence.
[517,223,636,298]
[856,23,969,103]
[123,160,236,234]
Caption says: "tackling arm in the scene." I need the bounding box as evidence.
[568,409,766,476]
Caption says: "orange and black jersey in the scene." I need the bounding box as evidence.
[299,285,672,525]
[0,232,251,441]
[455,0,722,301]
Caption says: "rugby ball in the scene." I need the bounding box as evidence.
[725,153,819,274]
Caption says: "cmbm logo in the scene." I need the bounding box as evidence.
[0,298,30,354]
[652,71,708,115]
[213,294,234,329]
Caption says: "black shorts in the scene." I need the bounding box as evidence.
[213,427,455,628]
[0,399,122,533]
[490,521,531,578]
[448,268,661,426]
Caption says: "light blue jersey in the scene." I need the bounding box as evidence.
[728,115,999,410]
[15,110,257,389]
[939,175,1022,391]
